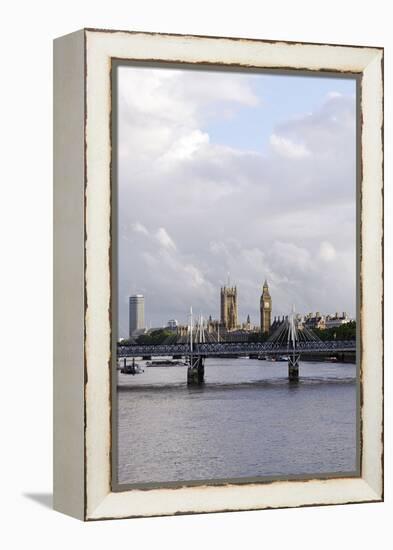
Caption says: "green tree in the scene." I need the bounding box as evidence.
[136,329,174,345]
[313,321,356,341]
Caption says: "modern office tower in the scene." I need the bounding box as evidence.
[129,294,145,336]
[260,280,272,334]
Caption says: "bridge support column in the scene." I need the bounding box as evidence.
[288,355,300,381]
[187,356,205,385]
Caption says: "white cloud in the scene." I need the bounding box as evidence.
[269,133,311,159]
[184,264,206,288]
[156,227,177,251]
[319,241,337,262]
[160,130,209,162]
[131,222,149,235]
[117,65,260,170]
[271,241,313,273]
[116,67,356,334]
[326,91,342,99]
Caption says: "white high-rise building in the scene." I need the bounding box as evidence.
[129,295,145,336]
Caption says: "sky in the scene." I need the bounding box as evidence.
[116,64,357,337]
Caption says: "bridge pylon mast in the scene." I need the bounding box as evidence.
[187,306,205,386]
[287,305,300,381]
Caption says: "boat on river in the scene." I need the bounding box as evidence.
[276,355,290,362]
[120,358,144,374]
[146,359,188,367]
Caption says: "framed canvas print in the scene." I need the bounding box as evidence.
[53,29,383,520]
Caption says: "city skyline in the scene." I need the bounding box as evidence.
[126,278,354,335]
[117,66,356,337]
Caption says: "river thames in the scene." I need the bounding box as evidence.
[116,358,358,486]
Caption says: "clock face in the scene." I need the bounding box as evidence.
[264,301,270,308]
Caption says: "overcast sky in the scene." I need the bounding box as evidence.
[116,65,357,336]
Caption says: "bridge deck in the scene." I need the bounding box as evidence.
[117,340,356,358]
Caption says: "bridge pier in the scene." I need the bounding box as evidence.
[288,354,300,382]
[187,356,205,385]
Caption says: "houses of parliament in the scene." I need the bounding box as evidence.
[207,279,272,335]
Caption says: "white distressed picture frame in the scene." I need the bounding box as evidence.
[53,28,383,521]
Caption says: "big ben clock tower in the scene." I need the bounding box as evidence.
[260,280,272,334]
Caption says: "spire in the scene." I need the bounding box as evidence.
[263,279,268,289]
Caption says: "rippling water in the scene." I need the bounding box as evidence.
[116,358,358,486]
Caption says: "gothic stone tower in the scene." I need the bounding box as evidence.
[260,280,272,334]
[220,286,238,330]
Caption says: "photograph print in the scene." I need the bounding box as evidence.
[113,62,359,488]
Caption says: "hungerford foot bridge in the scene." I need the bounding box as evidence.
[118,309,356,384]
